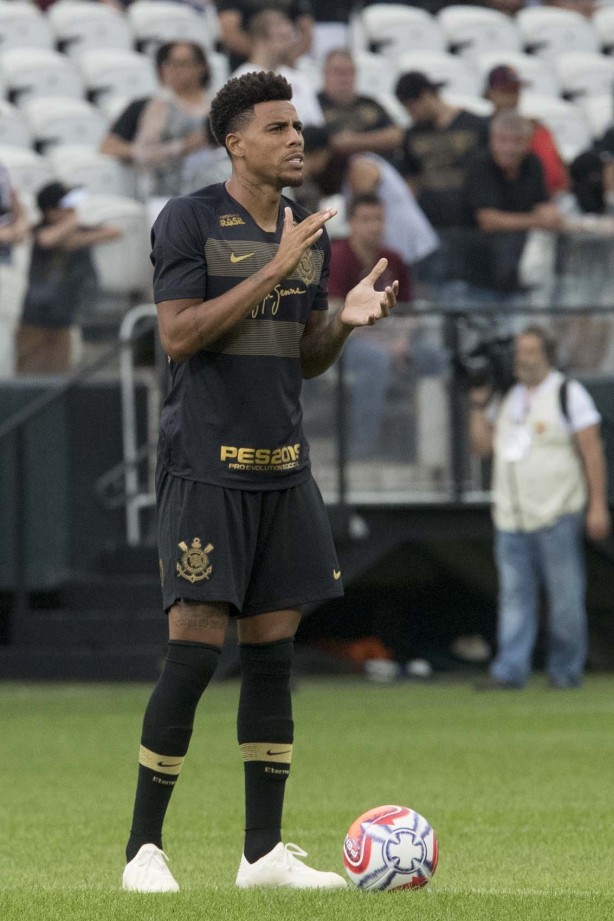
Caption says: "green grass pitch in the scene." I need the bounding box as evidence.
[1,675,613,921]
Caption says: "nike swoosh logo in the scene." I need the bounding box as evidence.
[266,749,292,756]
[230,252,255,263]
[157,760,183,768]
[333,569,341,580]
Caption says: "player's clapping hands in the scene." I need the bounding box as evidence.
[340,257,398,328]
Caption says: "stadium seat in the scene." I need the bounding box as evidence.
[474,51,560,98]
[593,7,614,55]
[23,96,108,154]
[352,50,397,97]
[360,4,445,58]
[207,49,231,95]
[47,1,134,59]
[395,50,481,98]
[127,0,218,55]
[0,101,32,149]
[520,93,592,162]
[437,5,521,61]
[76,193,152,295]
[441,91,494,118]
[577,93,614,140]
[0,48,83,108]
[516,8,599,60]
[77,49,159,108]
[0,0,53,52]
[45,145,135,198]
[0,143,55,197]
[554,51,614,101]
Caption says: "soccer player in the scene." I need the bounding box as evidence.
[121,70,398,893]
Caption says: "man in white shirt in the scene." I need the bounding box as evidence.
[469,325,610,689]
[230,8,324,127]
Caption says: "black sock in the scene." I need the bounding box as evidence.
[238,639,294,864]
[125,640,220,862]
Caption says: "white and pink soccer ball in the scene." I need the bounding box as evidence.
[343,804,439,891]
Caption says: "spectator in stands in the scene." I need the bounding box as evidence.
[298,125,438,274]
[100,97,152,165]
[216,0,314,71]
[15,183,122,375]
[318,50,403,160]
[484,65,569,199]
[0,161,29,378]
[230,8,323,126]
[345,153,439,272]
[468,325,610,689]
[457,111,564,308]
[131,42,212,198]
[394,70,489,300]
[328,192,411,459]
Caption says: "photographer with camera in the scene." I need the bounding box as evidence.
[468,325,610,689]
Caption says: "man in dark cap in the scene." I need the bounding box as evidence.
[394,70,489,299]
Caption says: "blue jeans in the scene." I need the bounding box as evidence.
[492,512,587,687]
[344,334,393,459]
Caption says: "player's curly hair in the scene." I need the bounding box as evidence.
[209,71,293,152]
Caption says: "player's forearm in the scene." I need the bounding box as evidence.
[159,263,285,361]
[300,309,352,379]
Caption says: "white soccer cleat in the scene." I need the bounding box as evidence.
[122,843,180,893]
[235,842,347,889]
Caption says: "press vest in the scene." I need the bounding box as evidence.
[492,372,586,532]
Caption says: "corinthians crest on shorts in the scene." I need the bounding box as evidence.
[176,537,214,583]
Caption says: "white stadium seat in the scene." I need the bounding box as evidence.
[0,0,53,52]
[395,50,481,98]
[47,1,134,59]
[474,51,560,98]
[45,145,134,197]
[76,194,152,295]
[441,91,494,118]
[0,101,32,149]
[352,51,397,96]
[127,0,217,55]
[77,49,159,108]
[23,96,108,154]
[0,48,83,108]
[516,8,599,60]
[0,144,55,197]
[554,51,614,101]
[207,49,231,95]
[437,5,521,61]
[520,93,592,162]
[360,4,445,58]
[577,93,614,139]
[593,7,614,55]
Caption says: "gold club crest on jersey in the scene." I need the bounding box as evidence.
[297,249,316,285]
[177,537,214,583]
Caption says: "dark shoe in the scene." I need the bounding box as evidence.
[474,677,523,691]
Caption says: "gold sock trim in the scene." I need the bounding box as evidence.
[239,742,293,764]
[139,744,185,776]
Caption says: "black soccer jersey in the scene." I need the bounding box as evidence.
[152,183,330,490]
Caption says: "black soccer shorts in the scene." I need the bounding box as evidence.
[156,470,344,616]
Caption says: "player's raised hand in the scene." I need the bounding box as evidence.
[272,206,336,278]
[340,257,398,328]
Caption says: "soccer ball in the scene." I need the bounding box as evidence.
[343,804,439,891]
